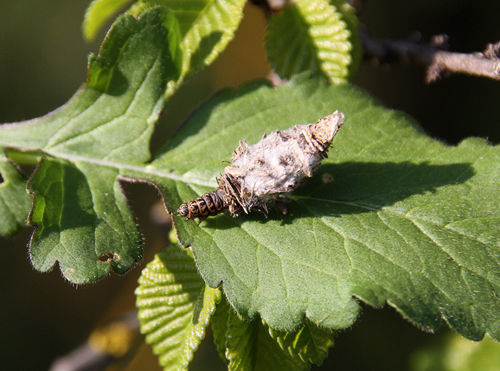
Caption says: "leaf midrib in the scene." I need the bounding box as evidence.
[42,152,217,187]
[47,36,168,154]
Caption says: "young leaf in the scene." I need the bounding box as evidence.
[328,0,362,77]
[0,7,181,282]
[266,0,353,84]
[135,244,221,371]
[146,74,500,341]
[215,296,336,369]
[0,156,32,236]
[84,0,246,80]
[83,0,134,41]
[129,0,246,78]
[269,320,336,365]
[211,295,231,364]
[226,313,308,371]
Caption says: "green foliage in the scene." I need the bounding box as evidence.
[158,74,500,342]
[266,0,354,84]
[211,295,336,370]
[27,158,143,282]
[135,244,221,370]
[136,246,335,370]
[225,312,309,371]
[411,333,500,371]
[2,1,500,370]
[83,0,134,41]
[269,320,336,365]
[84,0,246,80]
[0,7,180,282]
[328,0,362,76]
[132,0,246,78]
[211,295,231,365]
[0,156,31,236]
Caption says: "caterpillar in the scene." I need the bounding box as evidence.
[177,110,345,223]
[177,190,227,222]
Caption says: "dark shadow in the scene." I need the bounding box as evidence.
[150,31,228,157]
[152,77,271,159]
[150,30,273,159]
[103,67,129,97]
[88,9,184,97]
[87,56,130,97]
[188,32,224,73]
[202,161,474,228]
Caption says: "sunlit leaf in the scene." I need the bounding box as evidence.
[129,0,246,78]
[135,244,221,370]
[0,7,181,282]
[146,74,500,341]
[266,0,353,84]
[83,0,134,41]
[226,313,308,371]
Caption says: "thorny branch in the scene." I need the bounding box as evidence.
[360,30,500,83]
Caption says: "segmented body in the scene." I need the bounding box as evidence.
[177,111,345,223]
[177,190,227,222]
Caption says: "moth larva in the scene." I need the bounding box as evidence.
[177,110,345,222]
[177,190,227,221]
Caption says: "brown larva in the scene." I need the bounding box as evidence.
[177,110,345,223]
[177,190,227,222]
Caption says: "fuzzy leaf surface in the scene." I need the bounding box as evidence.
[225,312,308,371]
[148,74,500,341]
[213,295,335,370]
[129,0,246,78]
[135,244,221,371]
[0,156,32,236]
[0,8,181,282]
[269,320,336,365]
[266,0,353,84]
[84,0,245,79]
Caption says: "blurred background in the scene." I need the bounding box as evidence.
[1,0,500,370]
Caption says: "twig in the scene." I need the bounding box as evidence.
[360,29,500,83]
[49,311,141,371]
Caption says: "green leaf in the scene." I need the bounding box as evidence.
[214,297,335,370]
[0,7,181,282]
[226,313,308,371]
[131,0,246,78]
[147,74,500,341]
[84,0,245,80]
[411,333,500,371]
[27,158,142,282]
[211,295,231,364]
[83,0,134,42]
[266,0,353,84]
[0,156,32,236]
[328,0,362,77]
[135,244,221,371]
[1,7,181,153]
[269,320,336,365]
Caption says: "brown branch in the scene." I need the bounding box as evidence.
[360,30,500,83]
[49,311,141,371]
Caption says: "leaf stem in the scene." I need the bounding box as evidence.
[5,149,43,165]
